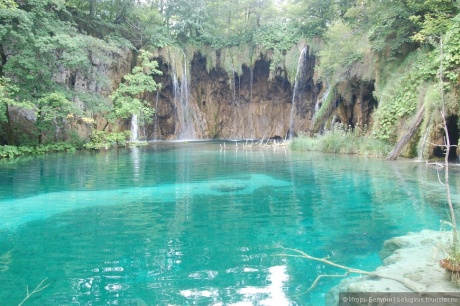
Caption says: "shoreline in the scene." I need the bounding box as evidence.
[326,230,460,305]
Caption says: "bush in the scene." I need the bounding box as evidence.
[0,142,77,159]
[290,133,318,151]
[290,124,392,157]
[83,130,130,150]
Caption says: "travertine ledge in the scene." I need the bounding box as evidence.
[326,230,460,305]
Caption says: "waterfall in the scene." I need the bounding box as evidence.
[311,83,335,132]
[315,84,331,115]
[314,101,320,113]
[153,90,159,141]
[288,47,308,140]
[173,52,196,140]
[418,116,432,161]
[248,66,254,139]
[232,66,238,136]
[130,114,139,142]
[141,114,146,141]
[249,66,254,104]
[231,66,237,104]
[238,72,243,138]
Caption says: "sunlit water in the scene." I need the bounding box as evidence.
[0,141,458,305]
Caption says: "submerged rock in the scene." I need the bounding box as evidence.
[210,183,248,193]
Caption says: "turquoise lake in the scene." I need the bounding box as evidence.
[0,141,457,305]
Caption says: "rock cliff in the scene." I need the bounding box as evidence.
[144,48,376,140]
[2,46,378,144]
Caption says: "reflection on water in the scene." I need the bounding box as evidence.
[0,141,457,305]
[179,265,290,305]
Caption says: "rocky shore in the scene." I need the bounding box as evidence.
[326,230,460,305]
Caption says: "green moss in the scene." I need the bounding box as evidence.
[311,85,336,132]
[283,45,302,83]
[372,51,428,142]
[155,41,315,86]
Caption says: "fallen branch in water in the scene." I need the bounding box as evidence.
[18,278,51,306]
[277,247,427,293]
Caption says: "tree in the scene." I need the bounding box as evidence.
[0,77,33,145]
[165,0,210,42]
[110,50,162,125]
[317,21,372,83]
[124,4,171,49]
[0,0,129,144]
[286,0,355,38]
[0,0,16,9]
[346,0,459,57]
[36,92,75,144]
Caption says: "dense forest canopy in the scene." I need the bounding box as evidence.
[1,0,460,156]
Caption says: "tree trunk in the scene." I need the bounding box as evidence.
[38,107,43,145]
[386,105,425,160]
[5,104,15,145]
[89,0,95,17]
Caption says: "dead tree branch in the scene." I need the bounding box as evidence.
[277,247,427,293]
[18,278,51,306]
[387,104,425,160]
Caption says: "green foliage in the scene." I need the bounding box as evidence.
[0,0,132,144]
[283,45,303,83]
[219,45,254,76]
[67,130,86,148]
[345,1,415,55]
[444,15,460,84]
[311,86,335,132]
[373,83,419,141]
[372,51,438,141]
[410,0,458,42]
[1,0,459,152]
[0,78,32,122]
[197,45,217,73]
[36,91,76,143]
[111,50,162,123]
[286,0,355,38]
[1,0,74,101]
[157,45,188,81]
[291,124,392,156]
[253,22,300,61]
[290,132,318,151]
[0,142,76,159]
[203,0,281,47]
[0,0,16,9]
[37,92,74,122]
[0,145,23,159]
[83,130,130,150]
[317,21,373,83]
[124,4,173,48]
[165,0,209,43]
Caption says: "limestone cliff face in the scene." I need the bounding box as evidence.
[334,80,377,128]
[146,50,320,140]
[4,48,133,145]
[3,46,378,144]
[63,48,133,136]
[144,49,377,140]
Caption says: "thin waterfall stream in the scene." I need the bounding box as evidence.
[130,114,139,142]
[153,91,160,140]
[173,52,197,140]
[288,47,308,139]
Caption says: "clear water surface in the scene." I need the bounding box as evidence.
[0,141,457,305]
